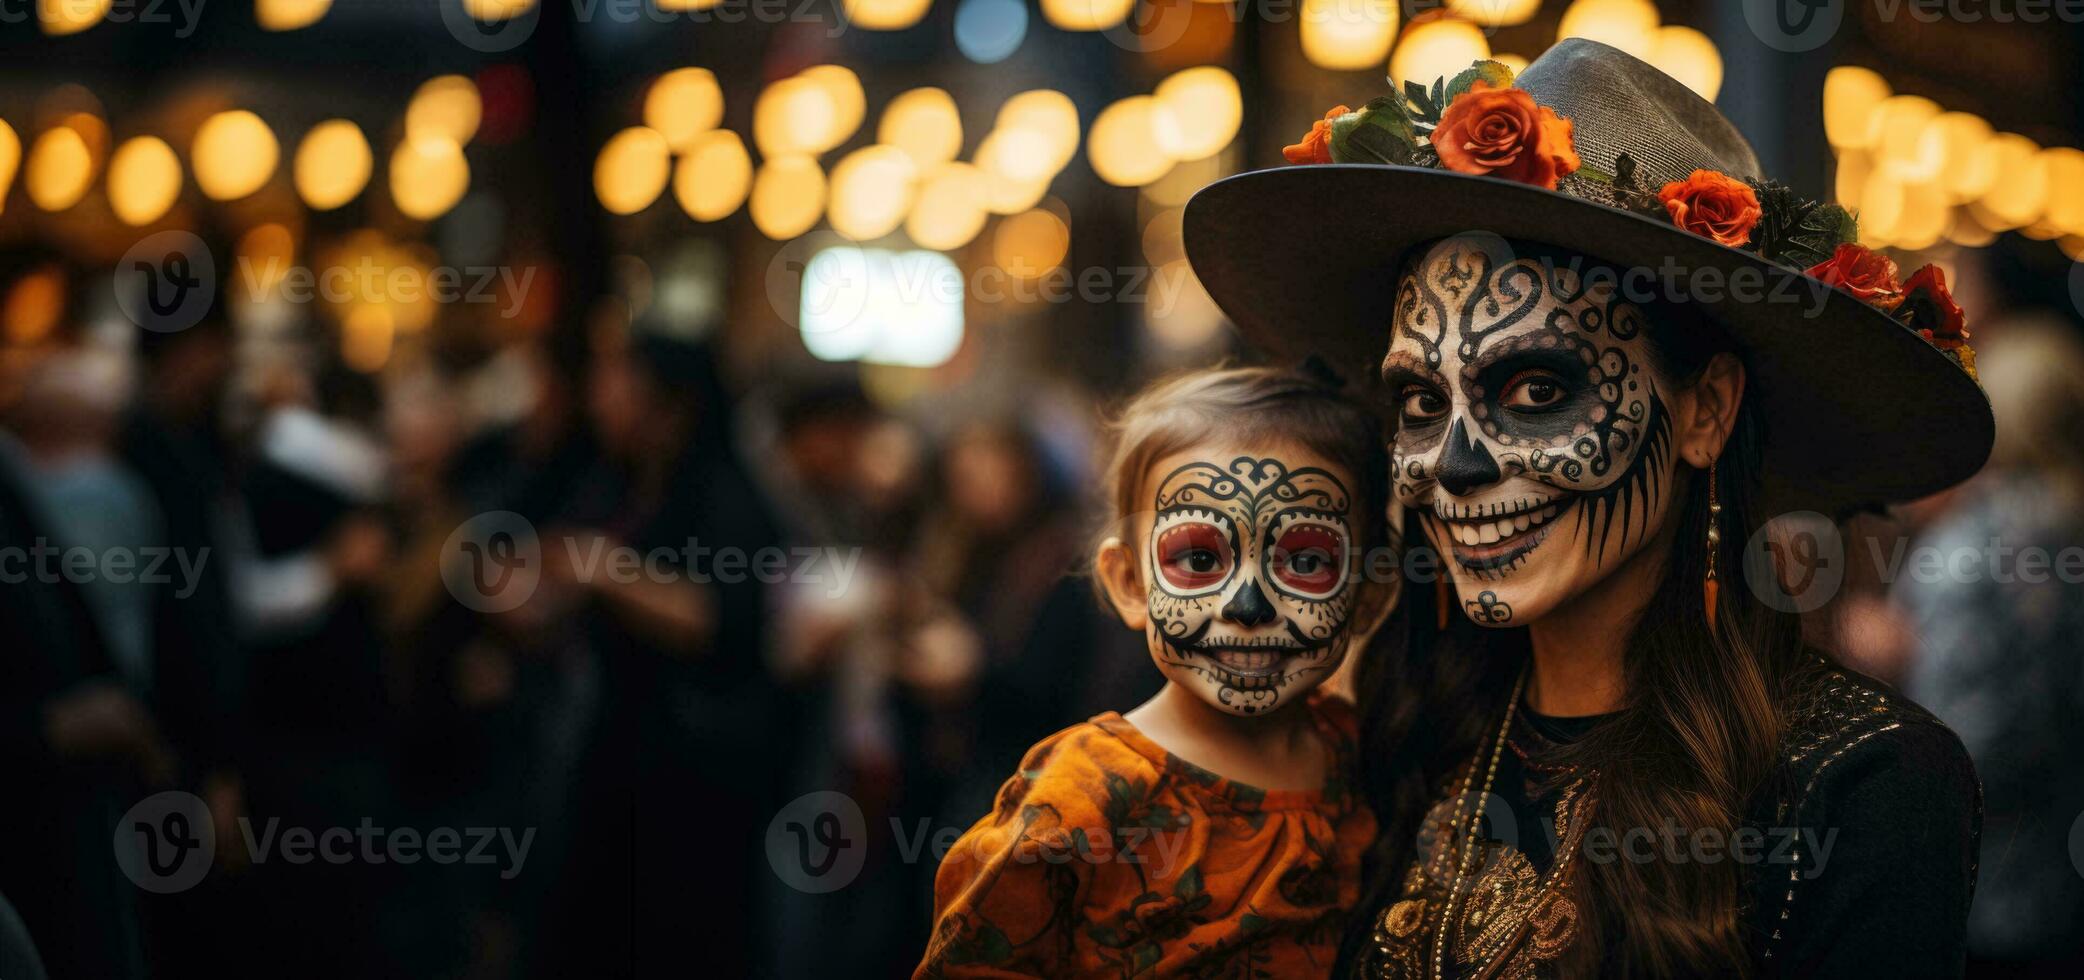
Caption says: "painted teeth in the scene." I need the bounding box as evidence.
[1439,503,1562,545]
[1213,649,1282,671]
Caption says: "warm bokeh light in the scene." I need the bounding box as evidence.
[1446,0,1540,26]
[673,129,752,221]
[1142,152,1225,208]
[594,126,672,215]
[1145,260,1225,350]
[800,65,867,153]
[1856,169,1905,245]
[341,305,395,374]
[1299,0,1398,71]
[389,137,470,220]
[1978,133,2047,230]
[39,0,110,35]
[1919,113,1996,201]
[1833,150,1870,213]
[1555,0,1659,59]
[1390,17,1492,87]
[1645,26,1721,101]
[0,121,19,216]
[880,88,964,169]
[1088,96,1173,187]
[646,69,726,151]
[1891,180,1950,251]
[26,126,94,211]
[192,110,280,201]
[294,119,373,211]
[907,161,991,250]
[461,0,535,19]
[1492,52,1531,75]
[1823,66,1890,150]
[257,0,332,30]
[750,156,827,240]
[3,264,67,346]
[406,75,483,147]
[1152,67,1242,161]
[2039,147,2084,235]
[829,145,919,241]
[655,0,724,8]
[237,223,298,299]
[992,207,1070,278]
[976,127,1054,214]
[842,0,934,30]
[107,136,182,226]
[995,90,1080,174]
[1867,96,1942,176]
[753,76,839,159]
[1041,0,1135,31]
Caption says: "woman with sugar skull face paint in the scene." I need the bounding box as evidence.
[916,366,1399,978]
[1186,41,1992,980]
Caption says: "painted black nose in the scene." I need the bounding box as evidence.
[1221,578,1279,627]
[1437,418,1503,496]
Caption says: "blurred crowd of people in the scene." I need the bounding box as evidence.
[2,237,2082,979]
[0,242,1152,978]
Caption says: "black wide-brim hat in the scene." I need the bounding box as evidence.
[1185,39,1992,508]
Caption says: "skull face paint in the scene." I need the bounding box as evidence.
[1145,452,1361,716]
[1384,239,1679,627]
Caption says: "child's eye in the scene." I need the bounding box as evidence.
[1269,525,1346,597]
[1500,369,1569,411]
[1155,522,1233,592]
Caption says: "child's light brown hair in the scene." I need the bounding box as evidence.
[1094,363,1394,595]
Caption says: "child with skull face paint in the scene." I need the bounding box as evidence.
[915,366,1400,978]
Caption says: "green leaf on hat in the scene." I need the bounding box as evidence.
[1331,96,1420,165]
[1443,60,1517,102]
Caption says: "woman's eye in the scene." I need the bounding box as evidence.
[1182,550,1218,572]
[1399,386,1447,421]
[1287,551,1323,574]
[1500,371,1568,411]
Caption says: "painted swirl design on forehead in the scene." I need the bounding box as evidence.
[1154,456,1351,517]
[1386,245,1660,497]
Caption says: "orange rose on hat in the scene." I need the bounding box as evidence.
[1430,82,1581,190]
[1658,169,1763,247]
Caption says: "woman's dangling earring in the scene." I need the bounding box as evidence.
[1436,576,1452,630]
[1703,457,1722,634]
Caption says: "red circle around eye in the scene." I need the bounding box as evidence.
[1272,526,1345,594]
[1157,522,1232,591]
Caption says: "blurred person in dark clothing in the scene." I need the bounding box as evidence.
[535,325,782,978]
[116,303,256,973]
[0,263,153,979]
[1898,316,2084,977]
[231,358,398,977]
[907,421,1151,801]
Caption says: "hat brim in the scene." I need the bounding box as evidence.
[1183,164,1993,508]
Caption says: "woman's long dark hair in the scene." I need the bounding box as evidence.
[1338,307,1821,978]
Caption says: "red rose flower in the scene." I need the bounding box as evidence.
[1430,82,1581,189]
[1283,105,1350,166]
[1805,243,1904,306]
[1658,170,1763,247]
[1896,263,1969,349]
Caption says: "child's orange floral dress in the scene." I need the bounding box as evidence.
[916,693,1374,978]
